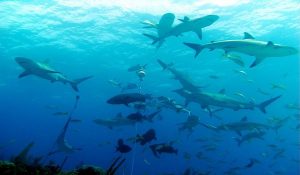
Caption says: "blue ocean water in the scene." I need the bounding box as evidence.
[0,0,299,174]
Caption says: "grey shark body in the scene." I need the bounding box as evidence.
[48,117,81,155]
[234,131,265,146]
[201,117,271,136]
[157,59,203,92]
[184,32,298,67]
[143,13,219,48]
[15,57,92,91]
[178,115,200,133]
[174,88,281,114]
[93,113,135,129]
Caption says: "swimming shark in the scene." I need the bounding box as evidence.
[178,115,200,133]
[173,88,281,115]
[157,59,204,92]
[234,130,265,146]
[48,117,81,155]
[184,32,298,67]
[143,13,219,48]
[200,117,271,136]
[15,57,93,92]
[93,113,135,129]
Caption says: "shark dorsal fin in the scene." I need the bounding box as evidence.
[241,116,248,122]
[219,88,226,94]
[178,16,190,22]
[243,32,255,39]
[266,41,274,47]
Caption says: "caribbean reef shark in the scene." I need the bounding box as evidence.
[143,13,219,48]
[173,88,281,115]
[157,59,204,92]
[93,113,135,129]
[15,57,93,91]
[48,117,82,156]
[184,32,298,67]
[200,116,271,136]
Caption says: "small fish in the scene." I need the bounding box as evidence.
[267,144,278,149]
[183,152,191,160]
[128,64,147,72]
[234,92,246,100]
[143,159,151,166]
[209,75,219,79]
[257,88,270,96]
[53,112,69,116]
[260,152,268,157]
[98,141,111,147]
[285,103,300,110]
[108,79,122,88]
[70,119,82,123]
[271,83,286,90]
[121,83,138,92]
[234,69,247,77]
[244,158,260,168]
[223,53,245,67]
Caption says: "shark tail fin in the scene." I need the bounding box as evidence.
[183,42,204,57]
[257,95,281,113]
[70,76,93,92]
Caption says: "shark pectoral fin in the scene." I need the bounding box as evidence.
[194,28,202,39]
[18,71,31,78]
[250,57,266,68]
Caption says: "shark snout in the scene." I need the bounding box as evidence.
[15,57,31,65]
[206,15,219,23]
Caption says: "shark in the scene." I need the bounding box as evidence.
[184,32,298,67]
[93,113,135,129]
[173,88,281,115]
[157,59,205,92]
[48,117,82,155]
[234,130,265,146]
[200,116,271,136]
[48,96,81,155]
[143,13,219,48]
[15,57,93,92]
[178,115,200,133]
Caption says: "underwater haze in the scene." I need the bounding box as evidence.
[0,0,300,174]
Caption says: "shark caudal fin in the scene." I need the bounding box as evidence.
[70,76,93,92]
[257,95,281,113]
[183,42,204,57]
